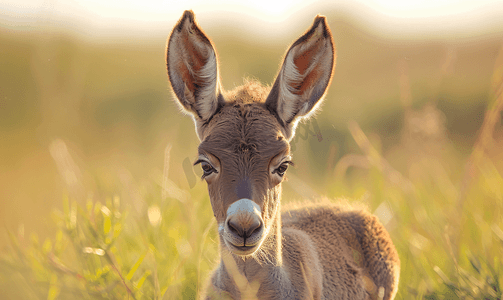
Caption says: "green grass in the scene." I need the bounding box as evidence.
[0,190,219,299]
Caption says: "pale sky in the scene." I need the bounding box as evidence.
[1,0,503,38]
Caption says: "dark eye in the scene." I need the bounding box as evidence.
[273,162,290,177]
[201,161,217,177]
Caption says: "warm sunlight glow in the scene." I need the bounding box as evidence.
[367,0,491,18]
[2,0,502,31]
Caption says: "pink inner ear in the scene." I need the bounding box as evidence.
[179,26,209,90]
[298,68,320,95]
[293,34,323,74]
[291,40,324,95]
[178,58,194,92]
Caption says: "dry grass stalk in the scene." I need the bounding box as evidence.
[345,120,415,193]
[458,48,503,208]
[162,144,172,201]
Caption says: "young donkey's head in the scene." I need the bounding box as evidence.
[167,11,335,256]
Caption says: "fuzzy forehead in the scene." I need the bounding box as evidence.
[198,82,289,158]
[199,103,288,157]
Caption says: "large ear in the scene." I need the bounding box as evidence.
[265,15,335,140]
[166,10,224,122]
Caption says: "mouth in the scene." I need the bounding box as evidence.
[226,241,259,256]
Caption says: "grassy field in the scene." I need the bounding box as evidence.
[1,10,503,299]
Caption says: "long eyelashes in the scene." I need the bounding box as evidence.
[272,160,294,177]
[193,159,205,166]
[194,159,218,179]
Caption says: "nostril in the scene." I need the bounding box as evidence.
[246,219,262,238]
[227,218,262,239]
[227,219,244,237]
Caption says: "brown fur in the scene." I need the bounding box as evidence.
[166,11,400,300]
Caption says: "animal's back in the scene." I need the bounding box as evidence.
[282,201,400,300]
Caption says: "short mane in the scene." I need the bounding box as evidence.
[224,79,271,104]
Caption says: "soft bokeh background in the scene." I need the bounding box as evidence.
[1,0,503,298]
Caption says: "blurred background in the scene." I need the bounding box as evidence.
[1,0,503,298]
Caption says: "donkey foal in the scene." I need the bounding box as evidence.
[166,10,400,300]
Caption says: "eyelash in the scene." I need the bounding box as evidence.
[273,160,294,177]
[194,159,218,179]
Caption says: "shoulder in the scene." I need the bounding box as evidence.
[281,198,394,251]
[281,197,371,225]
